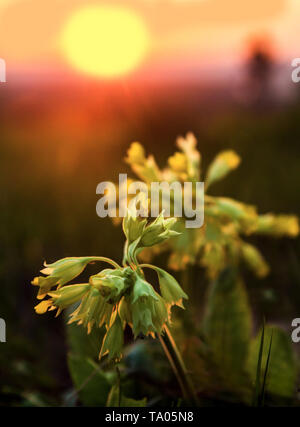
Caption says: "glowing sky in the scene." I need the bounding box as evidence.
[0,0,299,78]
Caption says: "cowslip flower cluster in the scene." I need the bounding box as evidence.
[32,206,187,361]
[123,133,299,279]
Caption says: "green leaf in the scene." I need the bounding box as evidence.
[106,384,147,407]
[67,354,111,406]
[247,326,297,400]
[202,268,252,389]
[261,329,273,406]
[66,312,105,359]
[252,319,265,406]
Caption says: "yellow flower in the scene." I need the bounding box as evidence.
[241,243,270,278]
[31,211,188,360]
[32,256,112,300]
[176,133,200,180]
[257,214,299,237]
[176,132,197,153]
[206,150,241,189]
[31,276,60,300]
[48,283,91,309]
[125,142,146,165]
[168,152,187,173]
[34,300,53,314]
[41,257,96,286]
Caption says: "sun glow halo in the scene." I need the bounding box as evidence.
[61,5,149,78]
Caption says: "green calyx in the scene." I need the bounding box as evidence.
[89,269,131,303]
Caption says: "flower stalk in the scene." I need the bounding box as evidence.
[159,325,199,406]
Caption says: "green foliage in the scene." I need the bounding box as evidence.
[251,319,266,407]
[66,319,115,406]
[66,316,105,360]
[67,354,112,407]
[197,269,298,405]
[247,325,297,401]
[106,385,147,407]
[202,268,252,391]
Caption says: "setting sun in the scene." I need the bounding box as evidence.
[60,5,150,78]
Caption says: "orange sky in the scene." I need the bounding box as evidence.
[0,0,299,77]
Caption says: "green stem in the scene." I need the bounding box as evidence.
[92,257,121,270]
[159,325,199,406]
[139,263,157,270]
[140,264,198,404]
[116,366,122,407]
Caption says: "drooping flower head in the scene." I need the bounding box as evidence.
[31,210,187,361]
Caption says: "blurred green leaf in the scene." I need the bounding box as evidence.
[106,384,147,407]
[252,319,271,406]
[202,268,252,389]
[67,354,111,406]
[261,329,273,406]
[247,326,297,400]
[65,310,105,359]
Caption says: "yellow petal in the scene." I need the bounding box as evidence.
[34,300,52,314]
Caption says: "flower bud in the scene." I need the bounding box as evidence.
[140,214,179,248]
[32,257,103,299]
[123,204,147,244]
[31,275,60,300]
[99,311,124,361]
[155,267,188,308]
[48,283,91,309]
[131,290,168,337]
[118,296,132,325]
[41,257,99,285]
[151,292,168,334]
[256,214,299,237]
[131,298,156,337]
[130,274,167,337]
[131,274,158,304]
[90,269,129,303]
